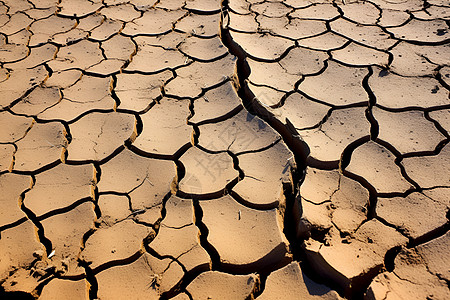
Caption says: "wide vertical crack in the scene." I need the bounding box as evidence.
[218,0,338,296]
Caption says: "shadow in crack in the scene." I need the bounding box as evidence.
[0,288,34,300]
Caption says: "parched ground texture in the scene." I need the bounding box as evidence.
[0,0,449,299]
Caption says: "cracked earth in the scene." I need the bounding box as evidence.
[0,0,449,299]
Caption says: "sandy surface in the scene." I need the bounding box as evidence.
[0,0,449,299]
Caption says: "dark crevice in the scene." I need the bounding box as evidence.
[110,74,121,109]
[306,157,339,170]
[91,162,102,220]
[35,108,115,125]
[77,261,98,300]
[165,77,234,101]
[235,136,282,156]
[399,139,449,159]
[339,135,371,171]
[159,259,211,299]
[37,197,93,222]
[375,215,410,240]
[191,123,200,146]
[80,227,98,251]
[19,181,53,256]
[435,68,450,91]
[375,139,421,190]
[127,142,191,162]
[375,103,450,113]
[362,66,380,140]
[0,288,34,300]
[0,216,28,234]
[425,110,450,139]
[65,144,125,166]
[296,89,368,110]
[188,104,243,126]
[227,190,279,210]
[192,198,221,271]
[407,221,450,248]
[91,250,143,275]
[176,177,239,200]
[178,49,229,64]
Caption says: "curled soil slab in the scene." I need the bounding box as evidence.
[258,261,343,300]
[186,271,258,299]
[199,195,291,272]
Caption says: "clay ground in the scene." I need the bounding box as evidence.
[0,0,449,299]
